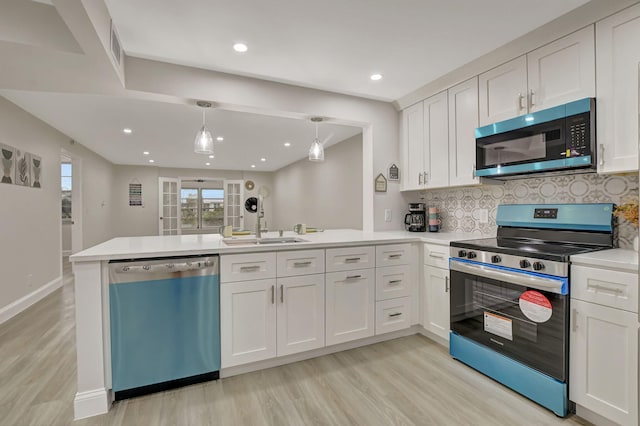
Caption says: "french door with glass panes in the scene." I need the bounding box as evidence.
[159,177,179,235]
[180,187,225,232]
[224,180,244,230]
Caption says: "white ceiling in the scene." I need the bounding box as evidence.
[0,90,361,171]
[104,0,590,101]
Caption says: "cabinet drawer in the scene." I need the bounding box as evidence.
[375,297,411,335]
[277,249,325,277]
[220,252,277,283]
[571,265,638,313]
[375,265,411,301]
[376,243,411,267]
[424,243,449,269]
[326,246,375,272]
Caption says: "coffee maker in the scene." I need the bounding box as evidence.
[404,203,426,232]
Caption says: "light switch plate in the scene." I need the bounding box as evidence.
[384,209,392,222]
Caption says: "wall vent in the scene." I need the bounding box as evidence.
[110,20,121,66]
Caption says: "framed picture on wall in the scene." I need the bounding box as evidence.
[14,149,31,187]
[1,143,15,184]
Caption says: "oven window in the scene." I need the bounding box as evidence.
[450,268,567,381]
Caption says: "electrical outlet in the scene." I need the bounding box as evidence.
[384,209,392,222]
[479,209,489,224]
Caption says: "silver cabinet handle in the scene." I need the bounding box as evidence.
[293,261,312,267]
[388,313,402,317]
[423,171,429,183]
[280,285,284,303]
[518,93,526,111]
[472,164,476,178]
[429,252,445,259]
[346,275,362,280]
[599,144,604,167]
[572,308,577,332]
[345,257,361,263]
[418,172,423,185]
[388,279,402,285]
[240,265,260,272]
[587,283,623,294]
[529,89,535,108]
[388,254,402,259]
[271,285,275,305]
[445,276,450,293]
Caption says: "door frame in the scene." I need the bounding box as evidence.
[60,149,83,255]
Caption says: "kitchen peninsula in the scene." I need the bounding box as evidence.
[70,229,481,419]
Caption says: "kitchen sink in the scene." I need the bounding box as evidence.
[222,237,309,246]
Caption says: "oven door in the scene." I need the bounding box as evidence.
[449,259,568,382]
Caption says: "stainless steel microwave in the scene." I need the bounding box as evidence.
[475,98,595,179]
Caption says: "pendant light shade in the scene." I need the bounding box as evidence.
[308,117,324,162]
[194,101,214,155]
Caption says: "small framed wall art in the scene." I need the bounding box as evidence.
[375,173,387,192]
[388,164,399,181]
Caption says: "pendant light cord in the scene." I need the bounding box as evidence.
[202,109,206,127]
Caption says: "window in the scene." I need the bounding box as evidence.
[180,186,224,231]
[61,162,72,220]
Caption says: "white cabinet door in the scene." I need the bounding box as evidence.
[325,269,375,345]
[423,91,449,188]
[220,279,277,368]
[276,275,325,357]
[596,5,640,174]
[479,56,528,126]
[448,77,479,187]
[527,26,595,112]
[570,299,638,426]
[423,265,450,341]
[401,102,425,190]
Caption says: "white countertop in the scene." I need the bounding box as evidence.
[70,229,487,262]
[571,248,639,273]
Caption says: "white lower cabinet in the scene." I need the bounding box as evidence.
[422,265,450,341]
[570,299,638,426]
[221,279,277,368]
[326,269,375,345]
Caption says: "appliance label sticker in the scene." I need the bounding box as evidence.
[484,312,513,341]
[519,290,552,323]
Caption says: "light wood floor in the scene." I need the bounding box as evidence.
[0,259,593,426]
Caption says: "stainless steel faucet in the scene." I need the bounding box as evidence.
[255,195,264,240]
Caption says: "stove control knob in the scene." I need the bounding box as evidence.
[467,252,477,259]
[519,259,531,268]
[457,250,467,258]
[491,255,501,264]
[532,262,545,271]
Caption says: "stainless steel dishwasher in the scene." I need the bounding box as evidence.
[109,255,220,400]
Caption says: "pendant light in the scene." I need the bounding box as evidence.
[194,101,214,155]
[308,117,324,162]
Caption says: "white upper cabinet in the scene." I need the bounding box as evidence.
[401,102,424,191]
[423,91,449,189]
[448,77,480,187]
[596,4,640,174]
[527,26,595,112]
[479,55,528,126]
[479,26,595,126]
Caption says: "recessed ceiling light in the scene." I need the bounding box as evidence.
[233,43,248,53]
[370,73,383,81]
[208,155,214,159]
[251,164,256,168]
[123,128,132,134]
[260,158,266,162]
[205,162,211,166]
[143,151,150,155]
[149,159,155,163]
[216,136,224,141]
[284,142,291,147]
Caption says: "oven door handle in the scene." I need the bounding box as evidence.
[450,260,565,295]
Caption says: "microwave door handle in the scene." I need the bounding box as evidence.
[449,260,564,295]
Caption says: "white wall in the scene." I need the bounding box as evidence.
[0,96,68,310]
[272,134,363,231]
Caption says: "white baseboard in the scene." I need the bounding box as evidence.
[74,388,111,420]
[0,276,63,324]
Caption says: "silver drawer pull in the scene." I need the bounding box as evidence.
[388,254,402,259]
[428,252,445,259]
[345,257,361,263]
[346,275,362,280]
[293,261,312,267]
[587,283,623,294]
[388,280,402,285]
[240,265,261,272]
[388,313,402,318]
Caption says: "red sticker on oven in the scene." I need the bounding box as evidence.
[519,290,552,323]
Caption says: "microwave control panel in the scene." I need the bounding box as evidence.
[567,114,589,157]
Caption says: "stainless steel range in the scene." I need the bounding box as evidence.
[448,203,615,417]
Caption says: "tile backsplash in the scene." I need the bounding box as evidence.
[418,173,639,249]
